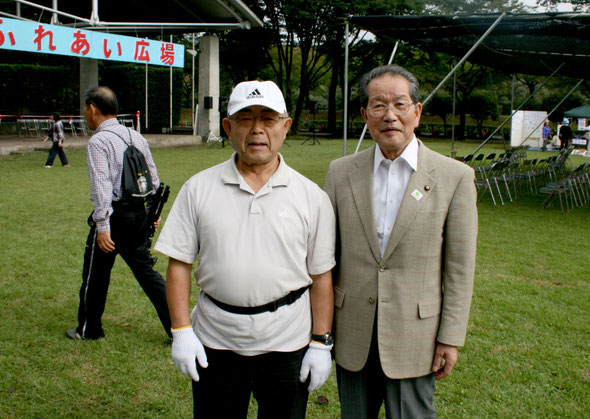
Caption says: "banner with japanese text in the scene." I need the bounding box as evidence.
[0,17,184,67]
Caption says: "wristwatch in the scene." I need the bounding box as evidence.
[311,333,334,346]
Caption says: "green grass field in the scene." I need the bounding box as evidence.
[1,138,589,418]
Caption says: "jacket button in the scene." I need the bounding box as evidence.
[368,297,375,303]
[379,266,386,272]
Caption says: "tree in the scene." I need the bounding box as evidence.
[427,95,453,135]
[541,92,584,124]
[218,28,274,89]
[425,0,525,13]
[453,62,492,140]
[467,93,498,137]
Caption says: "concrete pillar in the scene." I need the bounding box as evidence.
[79,58,99,114]
[197,35,220,138]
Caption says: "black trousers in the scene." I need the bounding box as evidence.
[76,204,171,339]
[45,142,69,166]
[192,346,309,419]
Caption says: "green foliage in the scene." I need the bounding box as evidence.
[1,140,590,418]
[0,56,79,115]
[542,92,585,124]
[425,0,526,13]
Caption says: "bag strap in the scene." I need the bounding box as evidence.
[102,127,134,147]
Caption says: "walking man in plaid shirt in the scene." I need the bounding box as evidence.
[66,86,171,341]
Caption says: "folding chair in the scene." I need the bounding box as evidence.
[17,119,28,137]
[26,119,40,137]
[482,153,496,167]
[37,119,51,137]
[539,177,575,213]
[73,119,88,136]
[470,153,484,168]
[206,131,225,148]
[475,159,505,206]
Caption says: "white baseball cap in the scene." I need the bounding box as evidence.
[227,80,287,116]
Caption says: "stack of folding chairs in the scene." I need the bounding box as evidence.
[539,155,590,213]
[461,151,521,206]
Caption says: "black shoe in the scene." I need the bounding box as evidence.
[66,328,105,340]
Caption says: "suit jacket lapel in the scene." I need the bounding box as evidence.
[382,142,436,262]
[349,146,381,263]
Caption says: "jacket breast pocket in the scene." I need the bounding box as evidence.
[418,297,442,319]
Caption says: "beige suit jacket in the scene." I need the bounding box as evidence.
[324,142,478,379]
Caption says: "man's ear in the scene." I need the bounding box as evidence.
[222,118,232,137]
[360,107,368,122]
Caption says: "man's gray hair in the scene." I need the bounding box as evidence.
[358,64,420,106]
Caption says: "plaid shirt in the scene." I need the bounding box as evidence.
[87,118,160,233]
[51,120,65,142]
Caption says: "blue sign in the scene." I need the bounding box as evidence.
[0,17,184,67]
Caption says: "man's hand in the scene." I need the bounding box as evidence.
[153,216,162,233]
[97,231,115,253]
[431,343,458,380]
[299,342,333,391]
[171,327,208,381]
[58,140,62,147]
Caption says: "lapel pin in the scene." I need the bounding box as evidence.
[411,189,423,201]
[424,185,431,191]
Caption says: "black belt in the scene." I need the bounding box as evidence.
[206,285,310,315]
[112,200,144,210]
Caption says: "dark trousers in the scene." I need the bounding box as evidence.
[76,204,171,339]
[45,142,69,166]
[337,326,436,419]
[559,138,570,150]
[192,346,309,419]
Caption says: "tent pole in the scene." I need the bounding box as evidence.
[472,63,564,155]
[510,74,515,115]
[343,19,349,156]
[422,12,506,107]
[354,41,399,154]
[518,79,584,147]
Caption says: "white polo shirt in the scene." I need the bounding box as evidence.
[155,153,336,355]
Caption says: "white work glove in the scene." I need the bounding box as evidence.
[171,327,208,382]
[299,341,333,391]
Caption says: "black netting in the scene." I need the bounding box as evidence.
[350,13,590,78]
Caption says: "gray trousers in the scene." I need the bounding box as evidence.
[337,327,436,419]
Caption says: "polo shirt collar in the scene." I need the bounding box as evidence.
[222,152,290,188]
[373,135,419,175]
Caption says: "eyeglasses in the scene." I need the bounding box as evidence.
[230,113,289,127]
[367,102,415,118]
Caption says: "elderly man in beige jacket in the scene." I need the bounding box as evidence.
[324,64,478,418]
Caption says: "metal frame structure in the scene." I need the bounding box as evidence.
[2,0,262,135]
[345,13,589,156]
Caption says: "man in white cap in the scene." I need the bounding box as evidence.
[154,80,336,418]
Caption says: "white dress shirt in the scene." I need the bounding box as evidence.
[373,136,419,257]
